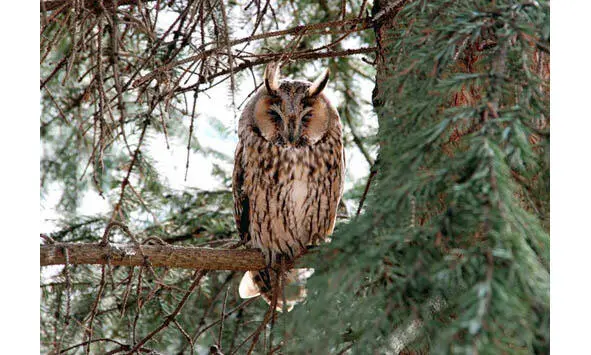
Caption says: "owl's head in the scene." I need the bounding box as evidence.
[250,62,333,147]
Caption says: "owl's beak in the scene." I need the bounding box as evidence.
[287,119,298,144]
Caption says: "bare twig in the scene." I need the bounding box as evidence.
[59,337,128,354]
[356,165,377,216]
[105,119,149,226]
[85,264,107,354]
[125,270,207,354]
[176,47,377,94]
[173,319,194,354]
[218,287,229,350]
[133,17,375,88]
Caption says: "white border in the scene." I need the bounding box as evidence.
[0,2,41,353]
[551,1,591,353]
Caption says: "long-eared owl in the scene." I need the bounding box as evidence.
[232,62,345,309]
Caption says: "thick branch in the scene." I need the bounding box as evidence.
[40,242,267,271]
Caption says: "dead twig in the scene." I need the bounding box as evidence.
[125,270,207,354]
[356,165,377,216]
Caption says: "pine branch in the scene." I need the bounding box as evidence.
[40,242,267,271]
[40,0,154,12]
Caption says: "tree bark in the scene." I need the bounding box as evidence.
[41,242,267,271]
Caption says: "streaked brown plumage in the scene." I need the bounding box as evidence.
[232,62,344,309]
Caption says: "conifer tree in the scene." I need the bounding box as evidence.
[285,1,549,353]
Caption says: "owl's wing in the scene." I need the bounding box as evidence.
[232,140,251,243]
[326,144,346,236]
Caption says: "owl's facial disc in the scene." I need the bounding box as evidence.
[254,70,331,147]
[253,92,329,148]
[268,99,314,148]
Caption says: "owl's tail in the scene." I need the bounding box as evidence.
[238,268,314,312]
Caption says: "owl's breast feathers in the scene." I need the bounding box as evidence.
[233,123,344,263]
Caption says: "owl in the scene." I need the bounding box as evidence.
[232,62,345,310]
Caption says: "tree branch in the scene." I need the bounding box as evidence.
[40,0,153,12]
[174,47,377,94]
[40,242,267,271]
[386,296,448,353]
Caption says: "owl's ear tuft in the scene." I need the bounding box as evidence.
[307,68,330,97]
[264,62,281,96]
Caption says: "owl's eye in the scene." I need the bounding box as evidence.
[302,112,312,124]
[268,110,282,123]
